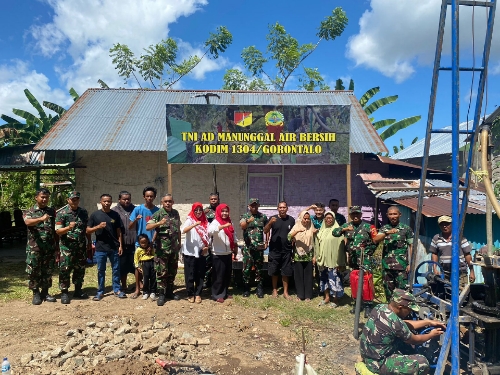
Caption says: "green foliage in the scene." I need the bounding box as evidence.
[334,79,344,90]
[348,79,355,91]
[363,95,398,116]
[110,26,232,89]
[298,68,330,91]
[0,171,36,211]
[69,87,80,102]
[392,136,419,154]
[228,8,347,91]
[379,115,421,141]
[222,69,268,91]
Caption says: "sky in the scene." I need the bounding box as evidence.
[1,0,499,154]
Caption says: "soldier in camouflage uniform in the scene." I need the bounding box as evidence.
[333,206,379,315]
[240,198,269,298]
[377,206,414,301]
[146,194,181,306]
[23,188,58,305]
[360,289,445,375]
[55,191,91,304]
[203,193,219,288]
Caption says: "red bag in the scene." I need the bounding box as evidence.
[350,270,375,301]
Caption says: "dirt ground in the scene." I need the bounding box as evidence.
[0,284,360,375]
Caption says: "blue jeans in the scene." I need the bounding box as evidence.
[95,250,121,295]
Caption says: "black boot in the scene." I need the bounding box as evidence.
[41,288,56,303]
[32,289,42,305]
[364,302,373,318]
[256,282,264,299]
[73,284,89,299]
[157,290,166,306]
[242,283,250,298]
[60,289,70,305]
[165,285,180,301]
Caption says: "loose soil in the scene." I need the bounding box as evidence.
[0,283,360,375]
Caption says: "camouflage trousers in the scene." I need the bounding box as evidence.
[383,268,408,301]
[155,249,179,290]
[367,353,430,375]
[26,245,56,290]
[58,243,86,290]
[242,247,264,284]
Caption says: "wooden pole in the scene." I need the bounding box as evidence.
[167,163,172,194]
[346,163,352,208]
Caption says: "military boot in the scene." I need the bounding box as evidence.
[41,288,56,303]
[256,282,264,299]
[60,289,70,305]
[165,285,180,301]
[364,302,373,318]
[157,290,166,306]
[242,284,250,298]
[32,289,42,305]
[73,284,89,299]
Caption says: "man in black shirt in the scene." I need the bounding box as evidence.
[264,201,295,299]
[87,194,125,301]
[329,198,347,226]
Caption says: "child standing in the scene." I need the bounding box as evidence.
[134,234,157,300]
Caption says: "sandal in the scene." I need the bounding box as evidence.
[92,294,103,301]
[188,296,195,303]
[114,291,127,299]
[195,296,202,304]
[130,292,140,299]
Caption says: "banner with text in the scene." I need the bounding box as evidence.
[166,104,350,164]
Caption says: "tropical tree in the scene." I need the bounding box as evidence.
[110,26,232,89]
[222,69,268,91]
[392,137,419,154]
[222,8,347,91]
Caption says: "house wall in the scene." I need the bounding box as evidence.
[74,152,388,236]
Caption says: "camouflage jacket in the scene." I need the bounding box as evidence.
[380,223,414,271]
[23,205,56,251]
[333,221,377,267]
[148,208,181,253]
[360,304,412,371]
[55,206,89,246]
[240,212,268,250]
[204,206,216,223]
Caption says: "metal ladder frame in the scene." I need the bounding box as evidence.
[407,1,497,374]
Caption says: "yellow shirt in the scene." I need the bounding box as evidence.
[133,247,155,268]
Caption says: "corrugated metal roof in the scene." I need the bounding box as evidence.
[391,119,474,159]
[358,173,490,216]
[34,89,388,153]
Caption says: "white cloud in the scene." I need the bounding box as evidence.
[347,0,500,82]
[28,0,211,92]
[0,60,70,121]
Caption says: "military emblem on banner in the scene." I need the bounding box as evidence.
[234,112,252,127]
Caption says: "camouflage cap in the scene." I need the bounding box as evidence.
[349,205,362,214]
[438,215,452,224]
[248,198,260,205]
[67,191,80,199]
[391,289,419,312]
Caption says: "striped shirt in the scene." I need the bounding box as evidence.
[428,234,471,272]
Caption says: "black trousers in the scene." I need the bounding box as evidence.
[142,259,157,294]
[183,254,206,297]
[211,254,232,300]
[294,261,313,300]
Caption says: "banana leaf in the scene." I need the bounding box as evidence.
[379,115,421,141]
[11,109,43,127]
[43,101,66,116]
[364,95,398,116]
[372,118,396,130]
[69,87,80,102]
[359,86,380,108]
[24,89,47,120]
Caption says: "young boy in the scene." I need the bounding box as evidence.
[134,234,157,300]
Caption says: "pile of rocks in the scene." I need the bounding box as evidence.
[19,317,211,375]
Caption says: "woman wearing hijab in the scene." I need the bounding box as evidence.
[288,210,317,301]
[181,202,210,303]
[315,212,346,308]
[208,203,238,303]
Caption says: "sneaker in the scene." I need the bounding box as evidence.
[150,293,158,301]
[142,293,149,300]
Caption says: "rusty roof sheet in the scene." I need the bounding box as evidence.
[34,89,388,153]
[358,173,490,216]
